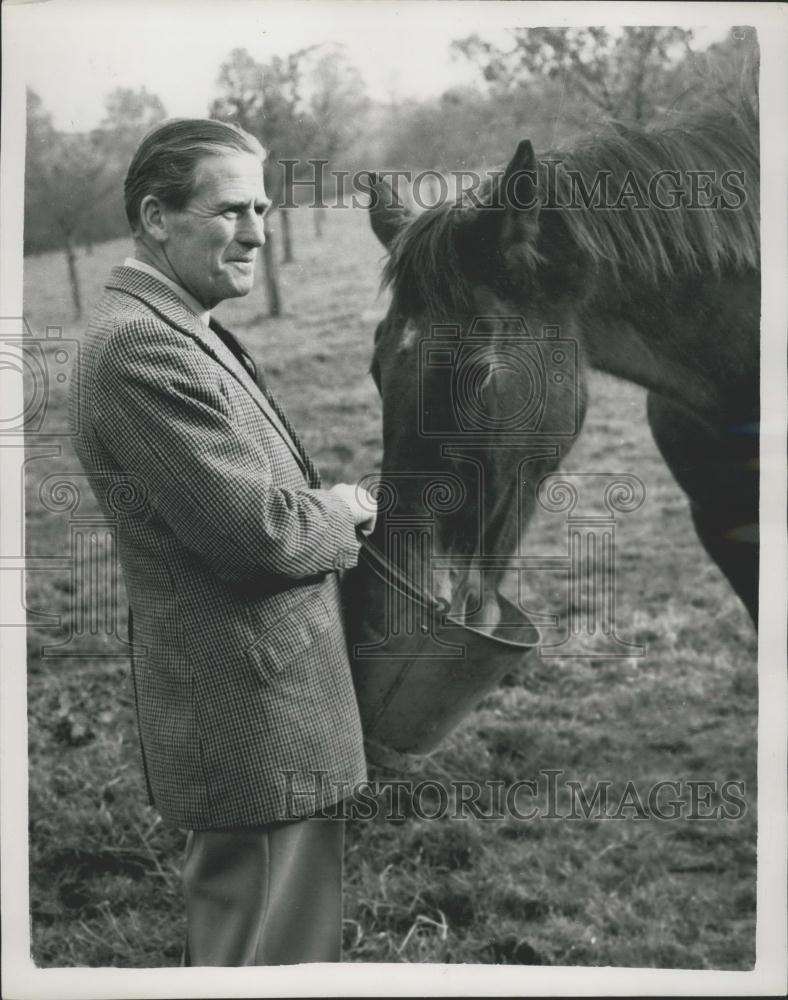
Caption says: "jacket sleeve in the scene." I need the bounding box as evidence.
[91,320,360,583]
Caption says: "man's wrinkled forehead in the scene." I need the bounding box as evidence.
[190,151,268,205]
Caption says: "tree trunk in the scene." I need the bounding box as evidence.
[313,207,324,239]
[262,222,281,317]
[64,235,82,319]
[280,208,294,264]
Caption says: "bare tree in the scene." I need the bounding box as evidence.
[212,47,322,275]
[212,44,372,265]
[303,45,370,237]
[454,27,695,124]
[25,88,167,317]
[97,86,167,159]
[211,48,315,312]
[26,92,112,317]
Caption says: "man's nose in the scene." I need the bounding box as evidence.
[236,210,265,248]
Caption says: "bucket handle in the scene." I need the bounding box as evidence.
[356,536,444,612]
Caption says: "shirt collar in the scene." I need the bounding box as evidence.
[124,257,211,326]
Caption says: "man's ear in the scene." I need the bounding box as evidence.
[138,195,168,243]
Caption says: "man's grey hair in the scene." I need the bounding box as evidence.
[124,118,267,233]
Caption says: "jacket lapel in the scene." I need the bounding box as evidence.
[105,266,313,480]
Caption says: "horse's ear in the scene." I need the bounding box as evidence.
[364,172,412,250]
[497,139,540,243]
[502,140,538,206]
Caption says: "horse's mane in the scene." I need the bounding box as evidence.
[384,104,760,318]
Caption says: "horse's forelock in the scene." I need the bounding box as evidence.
[383,203,477,322]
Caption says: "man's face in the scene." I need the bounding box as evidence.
[161,151,269,309]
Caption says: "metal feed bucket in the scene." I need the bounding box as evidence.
[343,541,539,765]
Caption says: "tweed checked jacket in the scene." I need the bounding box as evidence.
[71,265,367,828]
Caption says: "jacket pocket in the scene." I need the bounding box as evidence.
[245,590,332,683]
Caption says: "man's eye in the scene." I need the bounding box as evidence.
[221,209,239,219]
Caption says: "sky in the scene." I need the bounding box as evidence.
[10,0,731,133]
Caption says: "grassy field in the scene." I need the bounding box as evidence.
[24,203,757,969]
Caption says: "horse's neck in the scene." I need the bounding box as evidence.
[581,314,718,412]
[577,271,759,424]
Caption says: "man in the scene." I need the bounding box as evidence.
[71,118,374,965]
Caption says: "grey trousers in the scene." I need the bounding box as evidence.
[181,816,345,966]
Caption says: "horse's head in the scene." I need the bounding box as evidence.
[364,145,588,619]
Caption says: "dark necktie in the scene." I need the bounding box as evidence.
[208,317,321,488]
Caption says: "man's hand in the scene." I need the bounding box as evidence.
[329,482,377,537]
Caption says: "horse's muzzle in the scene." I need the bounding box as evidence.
[342,540,539,766]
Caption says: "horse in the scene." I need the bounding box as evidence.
[359,105,759,650]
